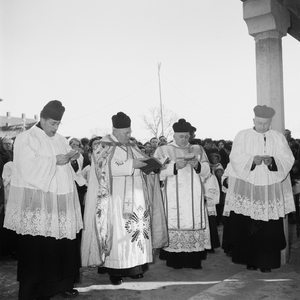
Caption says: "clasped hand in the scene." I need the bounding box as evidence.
[253,155,272,166]
[176,159,198,170]
[188,159,199,168]
[253,155,263,165]
[56,150,79,165]
[176,160,188,170]
[262,156,272,166]
[132,158,147,169]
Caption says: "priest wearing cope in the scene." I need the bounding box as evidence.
[81,112,165,286]
[223,105,295,273]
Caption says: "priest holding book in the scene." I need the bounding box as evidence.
[153,118,212,269]
[81,112,167,285]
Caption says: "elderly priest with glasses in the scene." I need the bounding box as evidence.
[223,105,295,273]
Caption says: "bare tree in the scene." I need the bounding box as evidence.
[140,106,178,139]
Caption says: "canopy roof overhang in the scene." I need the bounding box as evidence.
[285,0,300,41]
[241,0,300,41]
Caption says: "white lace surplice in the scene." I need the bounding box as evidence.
[224,128,295,221]
[4,126,83,240]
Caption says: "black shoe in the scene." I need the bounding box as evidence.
[61,289,79,298]
[246,265,258,271]
[260,268,271,273]
[110,275,123,285]
[130,274,143,279]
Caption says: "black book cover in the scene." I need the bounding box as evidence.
[140,157,166,175]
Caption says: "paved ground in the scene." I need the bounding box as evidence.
[1,224,300,300]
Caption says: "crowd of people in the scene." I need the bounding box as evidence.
[0,101,298,300]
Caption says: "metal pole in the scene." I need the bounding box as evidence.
[158,63,164,136]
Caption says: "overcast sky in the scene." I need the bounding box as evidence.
[1,0,300,142]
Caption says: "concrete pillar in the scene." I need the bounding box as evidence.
[242,0,291,264]
[243,0,290,132]
[255,30,285,132]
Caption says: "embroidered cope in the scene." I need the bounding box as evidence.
[81,134,154,267]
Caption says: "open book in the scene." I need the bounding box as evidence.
[140,157,170,175]
[177,153,197,161]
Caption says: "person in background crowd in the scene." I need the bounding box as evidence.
[0,137,14,213]
[187,126,221,254]
[203,138,219,159]
[284,129,300,165]
[144,142,152,157]
[4,100,83,300]
[69,137,88,216]
[290,160,300,187]
[80,136,102,208]
[224,141,232,154]
[136,141,144,149]
[212,140,219,151]
[203,138,213,151]
[288,160,300,224]
[0,153,5,230]
[201,164,221,255]
[190,138,202,146]
[284,129,292,143]
[138,145,146,153]
[154,118,211,269]
[186,126,221,254]
[81,137,90,153]
[220,165,234,257]
[159,135,168,146]
[218,140,230,169]
[81,137,91,169]
[0,137,18,259]
[150,137,159,156]
[217,140,225,151]
[209,153,223,173]
[214,165,226,226]
[219,141,232,169]
[81,112,158,286]
[223,105,295,273]
[288,138,300,162]
[69,138,82,153]
[2,159,14,210]
[1,137,14,164]
[89,136,102,153]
